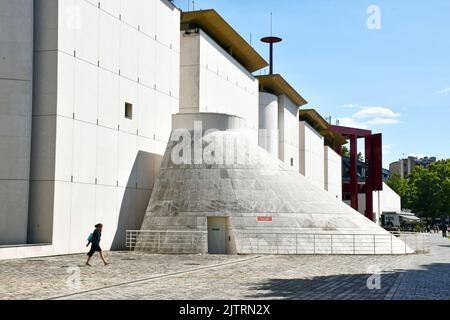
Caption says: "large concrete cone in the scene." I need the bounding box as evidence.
[139,113,413,255]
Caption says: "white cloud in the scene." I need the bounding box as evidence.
[437,88,450,96]
[334,105,402,129]
[335,117,370,129]
[353,106,401,119]
[407,153,428,159]
[366,117,401,125]
[341,104,360,108]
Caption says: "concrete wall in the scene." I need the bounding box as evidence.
[139,112,413,256]
[278,95,299,171]
[345,183,401,225]
[180,29,259,139]
[324,146,342,200]
[299,121,324,188]
[28,0,180,253]
[0,0,34,245]
[374,182,402,225]
[258,92,279,158]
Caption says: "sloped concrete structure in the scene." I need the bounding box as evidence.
[140,113,413,255]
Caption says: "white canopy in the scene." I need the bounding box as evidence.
[399,213,421,221]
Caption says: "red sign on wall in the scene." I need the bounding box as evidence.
[257,217,273,222]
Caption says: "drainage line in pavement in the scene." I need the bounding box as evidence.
[47,255,264,300]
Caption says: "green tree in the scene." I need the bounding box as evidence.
[407,166,441,218]
[428,160,450,217]
[406,160,450,220]
[342,145,350,157]
[386,173,409,205]
[341,145,364,161]
[386,159,450,221]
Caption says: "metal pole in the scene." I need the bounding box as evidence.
[276,233,279,255]
[405,234,407,254]
[257,235,259,254]
[331,235,334,255]
[269,43,273,75]
[391,235,393,255]
[350,135,359,211]
[158,232,161,253]
[313,235,316,254]
[127,231,131,253]
[373,235,376,255]
[353,235,356,255]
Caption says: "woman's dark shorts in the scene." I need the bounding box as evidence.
[87,244,102,257]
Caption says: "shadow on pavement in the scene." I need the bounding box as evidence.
[246,263,450,300]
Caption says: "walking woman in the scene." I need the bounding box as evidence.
[86,223,109,266]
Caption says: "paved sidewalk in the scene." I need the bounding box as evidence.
[0,234,449,300]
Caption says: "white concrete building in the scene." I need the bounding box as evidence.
[298,109,346,198]
[374,183,402,224]
[324,146,343,200]
[180,10,266,141]
[0,0,34,245]
[0,0,180,259]
[344,183,401,225]
[139,112,413,255]
[0,4,408,259]
[299,121,325,188]
[257,74,307,170]
[258,92,279,158]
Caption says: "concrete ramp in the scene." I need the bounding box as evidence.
[139,113,413,255]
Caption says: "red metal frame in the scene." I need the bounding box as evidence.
[329,125,383,222]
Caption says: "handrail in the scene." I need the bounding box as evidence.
[126,230,207,254]
[126,230,429,255]
[237,232,428,255]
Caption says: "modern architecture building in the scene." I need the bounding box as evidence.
[0,0,180,258]
[342,157,401,225]
[0,2,409,259]
[390,156,437,178]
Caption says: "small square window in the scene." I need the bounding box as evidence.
[125,102,133,119]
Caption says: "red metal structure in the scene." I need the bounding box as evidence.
[329,125,383,222]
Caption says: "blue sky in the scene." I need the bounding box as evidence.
[174,0,450,167]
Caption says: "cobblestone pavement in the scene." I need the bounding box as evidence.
[0,234,449,300]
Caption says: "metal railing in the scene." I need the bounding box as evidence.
[126,230,207,254]
[236,232,429,255]
[391,231,430,254]
[126,230,429,255]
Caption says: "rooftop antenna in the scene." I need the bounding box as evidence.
[187,0,190,11]
[261,12,282,75]
[192,0,195,11]
[271,12,273,36]
[250,33,252,46]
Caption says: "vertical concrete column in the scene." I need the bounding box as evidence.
[258,92,279,158]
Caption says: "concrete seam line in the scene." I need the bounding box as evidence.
[384,270,406,300]
[46,255,265,300]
